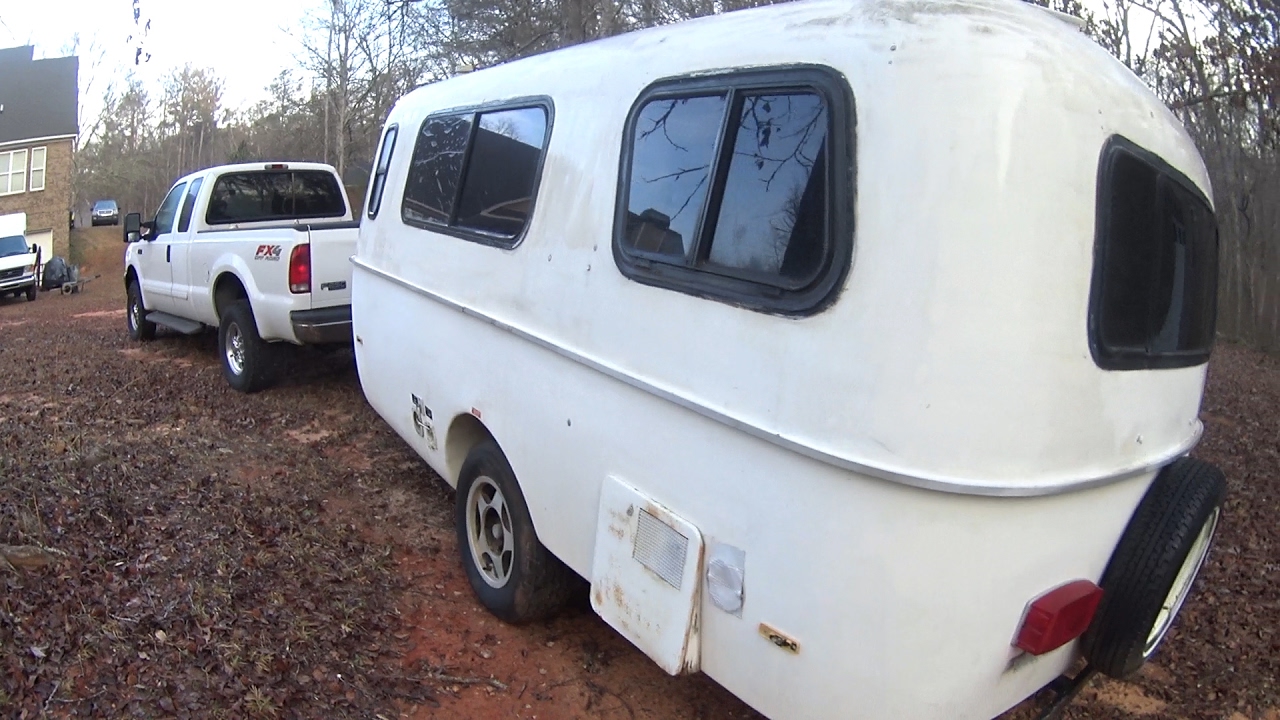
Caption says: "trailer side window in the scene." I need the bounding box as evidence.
[1090,136,1218,370]
[401,101,552,248]
[615,68,853,315]
[367,124,399,220]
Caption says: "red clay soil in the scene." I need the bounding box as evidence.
[0,231,1276,719]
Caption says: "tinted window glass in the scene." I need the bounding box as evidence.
[177,177,204,233]
[454,107,548,237]
[1092,138,1218,369]
[622,95,727,259]
[708,93,828,284]
[403,114,473,226]
[206,171,345,225]
[368,125,398,219]
[155,182,187,234]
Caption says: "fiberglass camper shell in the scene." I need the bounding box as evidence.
[351,1,1227,717]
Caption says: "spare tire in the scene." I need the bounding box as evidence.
[1081,457,1225,678]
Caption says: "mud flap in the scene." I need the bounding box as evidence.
[590,476,703,675]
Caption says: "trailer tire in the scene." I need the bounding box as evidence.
[126,280,156,341]
[218,301,279,393]
[1081,457,1225,679]
[455,440,575,624]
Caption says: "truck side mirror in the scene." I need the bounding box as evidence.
[123,213,142,244]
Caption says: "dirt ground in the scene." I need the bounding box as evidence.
[0,227,1276,719]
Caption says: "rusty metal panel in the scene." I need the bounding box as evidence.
[590,476,703,675]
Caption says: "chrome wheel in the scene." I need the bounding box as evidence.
[128,295,140,331]
[224,321,246,376]
[1144,506,1220,657]
[466,475,514,589]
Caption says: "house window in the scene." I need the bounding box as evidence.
[401,100,552,248]
[0,149,28,195]
[614,67,854,315]
[1089,136,1219,370]
[29,147,47,192]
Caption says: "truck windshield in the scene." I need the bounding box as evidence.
[205,170,347,225]
[0,235,30,258]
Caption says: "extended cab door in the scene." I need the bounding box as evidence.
[167,177,204,310]
[136,181,187,313]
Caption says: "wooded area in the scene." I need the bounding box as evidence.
[73,0,1280,351]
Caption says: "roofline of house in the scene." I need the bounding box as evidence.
[0,133,76,151]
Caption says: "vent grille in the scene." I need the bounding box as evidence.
[632,508,688,589]
[0,268,23,280]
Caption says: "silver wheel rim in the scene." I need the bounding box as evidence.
[465,475,514,589]
[1144,506,1220,657]
[128,295,140,331]
[225,321,247,376]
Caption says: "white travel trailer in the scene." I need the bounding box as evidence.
[352,1,1227,718]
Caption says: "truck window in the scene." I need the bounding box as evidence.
[154,182,188,234]
[205,171,347,225]
[1089,136,1218,370]
[177,177,204,233]
[614,68,853,315]
[401,101,552,247]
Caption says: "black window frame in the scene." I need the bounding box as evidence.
[367,124,399,220]
[1088,135,1219,371]
[399,97,555,250]
[613,66,855,316]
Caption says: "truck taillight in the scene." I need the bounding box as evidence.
[289,244,311,294]
[1013,580,1104,656]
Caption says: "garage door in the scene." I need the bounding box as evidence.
[26,230,53,263]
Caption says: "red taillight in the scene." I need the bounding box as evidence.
[288,244,311,294]
[1013,580,1104,656]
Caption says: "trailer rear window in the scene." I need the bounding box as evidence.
[206,170,347,225]
[401,101,552,247]
[614,67,853,315]
[1090,136,1218,370]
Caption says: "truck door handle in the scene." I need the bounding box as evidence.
[167,245,171,262]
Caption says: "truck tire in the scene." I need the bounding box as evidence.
[1081,457,1226,678]
[25,283,37,302]
[218,301,280,393]
[455,440,576,624]
[126,280,156,341]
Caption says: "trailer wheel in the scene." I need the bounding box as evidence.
[1082,457,1225,678]
[126,280,156,341]
[218,301,279,393]
[455,440,575,624]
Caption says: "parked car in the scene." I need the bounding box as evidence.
[0,212,40,302]
[351,1,1227,719]
[91,199,120,226]
[123,162,358,392]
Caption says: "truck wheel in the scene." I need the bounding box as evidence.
[25,284,37,302]
[126,281,156,341]
[218,301,279,393]
[455,440,576,624]
[1081,457,1226,678]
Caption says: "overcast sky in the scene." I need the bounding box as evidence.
[0,0,314,122]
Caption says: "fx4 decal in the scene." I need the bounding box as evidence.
[254,245,283,261]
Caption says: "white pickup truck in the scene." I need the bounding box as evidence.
[123,162,357,392]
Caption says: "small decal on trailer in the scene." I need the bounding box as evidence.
[254,245,283,261]
[411,394,437,450]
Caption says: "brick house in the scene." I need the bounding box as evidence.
[0,45,78,261]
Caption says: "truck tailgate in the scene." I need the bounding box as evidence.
[304,220,359,309]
